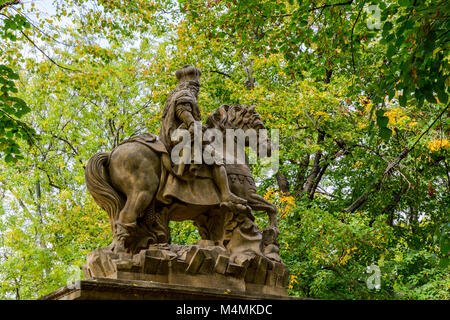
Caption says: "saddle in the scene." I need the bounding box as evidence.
[120,133,220,206]
[120,132,168,154]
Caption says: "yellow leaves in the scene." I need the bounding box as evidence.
[5,228,23,243]
[356,122,367,130]
[359,95,374,113]
[288,275,299,289]
[281,194,296,207]
[340,252,351,265]
[427,138,450,152]
[263,187,275,200]
[58,161,66,169]
[384,108,410,129]
[432,46,441,56]
[264,188,296,219]
[314,111,330,121]
[59,189,72,200]
[352,161,363,169]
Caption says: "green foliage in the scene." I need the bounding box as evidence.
[276,205,449,299]
[0,4,34,162]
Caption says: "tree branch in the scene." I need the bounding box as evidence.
[0,0,20,11]
[208,70,232,78]
[309,0,354,12]
[351,3,365,72]
[19,29,81,73]
[276,172,290,194]
[345,102,449,213]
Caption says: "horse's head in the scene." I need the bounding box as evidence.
[206,104,271,156]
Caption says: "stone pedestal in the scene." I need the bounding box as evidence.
[81,242,289,297]
[39,278,298,300]
[40,240,293,300]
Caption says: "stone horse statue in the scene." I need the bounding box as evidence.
[85,104,280,265]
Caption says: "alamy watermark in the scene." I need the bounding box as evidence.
[66,265,82,290]
[366,5,382,30]
[366,264,381,290]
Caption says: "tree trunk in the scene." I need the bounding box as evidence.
[276,173,290,194]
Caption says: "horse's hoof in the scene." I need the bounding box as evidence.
[112,240,126,255]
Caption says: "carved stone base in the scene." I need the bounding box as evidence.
[39,278,300,300]
[83,242,289,297]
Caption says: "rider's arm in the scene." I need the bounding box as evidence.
[175,103,195,130]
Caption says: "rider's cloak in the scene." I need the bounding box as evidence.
[156,82,220,207]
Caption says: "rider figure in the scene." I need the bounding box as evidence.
[159,65,247,208]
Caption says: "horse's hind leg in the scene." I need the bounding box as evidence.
[108,143,161,253]
[118,191,154,224]
[114,191,154,253]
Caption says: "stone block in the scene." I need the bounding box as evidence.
[146,249,164,259]
[265,270,277,287]
[276,273,284,288]
[116,260,133,272]
[186,249,205,274]
[99,252,116,276]
[143,256,161,274]
[198,257,214,274]
[40,278,296,300]
[214,255,229,275]
[81,244,290,297]
[226,262,245,278]
[244,267,257,283]
[281,268,290,288]
[156,259,169,275]
[170,259,188,273]
[87,253,106,278]
[161,250,177,261]
[243,256,259,283]
[273,261,285,275]
[184,246,199,264]
[209,246,228,261]
[253,257,269,285]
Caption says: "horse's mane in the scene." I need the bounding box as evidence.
[206,104,252,131]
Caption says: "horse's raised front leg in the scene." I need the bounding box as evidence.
[248,193,278,233]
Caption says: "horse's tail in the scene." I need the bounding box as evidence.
[85,152,124,232]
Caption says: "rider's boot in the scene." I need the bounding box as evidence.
[221,192,247,205]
